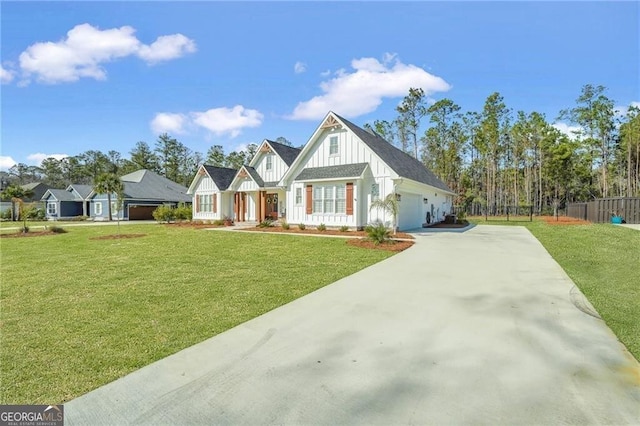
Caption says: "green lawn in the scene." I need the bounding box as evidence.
[0,224,393,404]
[471,218,640,360]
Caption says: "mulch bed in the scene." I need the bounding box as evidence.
[346,238,414,252]
[425,222,470,229]
[0,231,60,238]
[237,226,415,240]
[541,216,591,225]
[164,221,225,228]
[89,234,147,240]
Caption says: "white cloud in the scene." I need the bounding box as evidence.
[1,65,15,84]
[294,61,307,74]
[320,69,331,77]
[26,153,69,166]
[150,112,188,135]
[17,23,196,84]
[0,156,17,171]
[137,34,196,64]
[191,106,263,138]
[552,122,582,138]
[287,54,451,120]
[615,101,640,117]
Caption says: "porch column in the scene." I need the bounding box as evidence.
[259,191,266,222]
[239,193,245,222]
[234,193,240,221]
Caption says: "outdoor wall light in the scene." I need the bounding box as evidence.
[395,194,402,202]
[423,198,428,203]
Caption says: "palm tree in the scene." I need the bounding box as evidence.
[1,185,33,221]
[369,192,400,235]
[93,173,123,222]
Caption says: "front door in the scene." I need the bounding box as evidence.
[266,193,278,220]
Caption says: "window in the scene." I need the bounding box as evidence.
[312,184,346,214]
[198,194,214,212]
[329,136,339,155]
[371,183,380,201]
[295,188,302,205]
[94,202,102,215]
[47,202,57,216]
[266,155,273,170]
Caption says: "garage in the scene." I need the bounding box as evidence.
[128,205,160,220]
[397,192,423,231]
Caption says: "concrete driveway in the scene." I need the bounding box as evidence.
[66,225,640,425]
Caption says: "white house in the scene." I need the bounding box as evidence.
[187,112,456,230]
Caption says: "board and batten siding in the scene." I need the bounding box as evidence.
[193,175,222,220]
[253,151,288,184]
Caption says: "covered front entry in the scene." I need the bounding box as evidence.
[233,191,283,222]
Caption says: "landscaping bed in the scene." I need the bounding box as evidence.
[238,226,415,240]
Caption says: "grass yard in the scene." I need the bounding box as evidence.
[471,218,640,360]
[0,224,393,404]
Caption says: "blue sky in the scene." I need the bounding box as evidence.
[1,1,638,170]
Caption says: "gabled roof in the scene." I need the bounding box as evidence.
[266,140,301,166]
[42,189,78,202]
[296,163,368,181]
[202,165,237,191]
[67,184,93,199]
[22,182,48,190]
[334,113,454,193]
[244,166,264,187]
[114,170,191,202]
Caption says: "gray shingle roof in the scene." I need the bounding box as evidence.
[45,189,79,202]
[296,163,368,181]
[244,166,265,187]
[267,140,301,166]
[335,114,453,193]
[118,170,191,202]
[263,181,280,188]
[203,165,237,190]
[68,184,93,199]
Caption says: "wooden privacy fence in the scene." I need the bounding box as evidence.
[566,197,640,224]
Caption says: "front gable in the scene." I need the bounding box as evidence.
[229,166,263,192]
[249,140,293,185]
[281,112,398,186]
[187,166,220,194]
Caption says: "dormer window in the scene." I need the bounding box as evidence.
[266,154,273,170]
[329,136,339,155]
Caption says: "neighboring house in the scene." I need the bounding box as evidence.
[90,169,191,221]
[21,182,51,202]
[188,112,455,230]
[41,184,100,220]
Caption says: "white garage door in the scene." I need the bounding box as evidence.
[397,192,423,231]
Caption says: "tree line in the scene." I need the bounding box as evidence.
[365,84,640,215]
[1,135,294,191]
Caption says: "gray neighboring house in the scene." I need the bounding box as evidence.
[41,184,92,220]
[90,169,192,221]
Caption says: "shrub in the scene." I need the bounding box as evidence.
[49,226,67,234]
[26,208,45,220]
[317,223,327,232]
[0,209,12,220]
[456,210,466,221]
[152,205,175,223]
[281,221,290,230]
[174,205,192,221]
[212,219,225,226]
[365,221,391,245]
[339,225,349,232]
[258,218,275,228]
[298,223,306,230]
[71,215,89,221]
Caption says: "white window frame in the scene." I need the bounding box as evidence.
[266,155,273,170]
[198,194,213,213]
[47,202,57,216]
[295,188,302,205]
[94,202,102,216]
[312,184,346,214]
[329,136,339,155]
[371,183,380,201]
